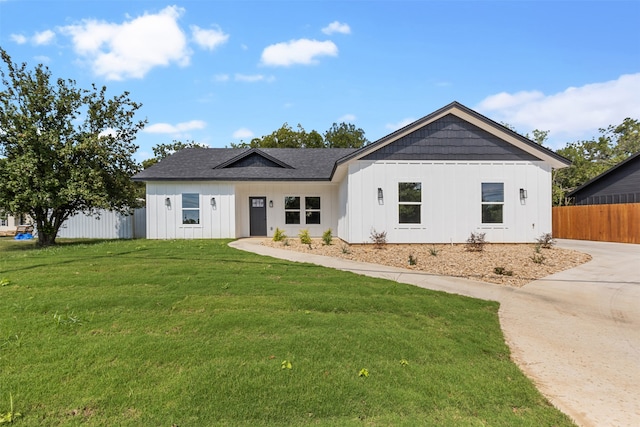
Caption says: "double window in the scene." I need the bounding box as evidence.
[398,182,421,224]
[182,193,200,224]
[481,183,504,224]
[285,196,321,224]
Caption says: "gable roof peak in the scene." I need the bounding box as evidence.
[214,147,294,170]
[335,100,570,169]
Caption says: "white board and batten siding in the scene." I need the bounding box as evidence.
[57,208,146,239]
[235,182,339,238]
[341,160,553,244]
[145,182,235,239]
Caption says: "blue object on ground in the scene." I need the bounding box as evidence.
[14,233,33,240]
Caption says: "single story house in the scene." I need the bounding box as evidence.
[133,101,570,243]
[567,151,640,205]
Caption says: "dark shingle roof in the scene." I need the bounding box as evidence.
[132,148,359,181]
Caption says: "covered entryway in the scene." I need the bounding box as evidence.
[249,197,267,236]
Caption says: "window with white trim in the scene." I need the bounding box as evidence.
[305,197,321,224]
[0,211,7,227]
[481,183,504,224]
[182,193,200,224]
[398,182,421,224]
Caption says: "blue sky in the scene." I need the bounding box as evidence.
[1,0,639,161]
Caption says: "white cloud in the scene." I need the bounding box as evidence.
[386,117,416,131]
[322,21,351,35]
[261,39,338,67]
[33,55,51,64]
[234,73,275,83]
[33,30,55,45]
[232,128,254,139]
[339,114,356,122]
[10,31,55,45]
[60,5,190,80]
[10,34,27,44]
[144,120,206,135]
[191,25,229,51]
[476,73,640,148]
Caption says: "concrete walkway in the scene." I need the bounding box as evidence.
[229,238,640,427]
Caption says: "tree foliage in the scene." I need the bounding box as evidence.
[142,140,208,169]
[324,122,369,148]
[0,48,145,246]
[553,118,640,205]
[230,122,369,149]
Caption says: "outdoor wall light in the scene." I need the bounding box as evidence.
[165,197,171,207]
[210,197,217,209]
[269,200,274,208]
[520,188,528,199]
[377,187,384,203]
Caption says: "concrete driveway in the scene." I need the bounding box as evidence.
[500,240,640,427]
[229,238,640,427]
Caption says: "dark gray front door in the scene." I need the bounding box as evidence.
[249,197,267,236]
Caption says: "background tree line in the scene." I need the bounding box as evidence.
[520,119,639,205]
[141,122,369,169]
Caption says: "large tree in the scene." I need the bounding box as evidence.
[0,49,145,246]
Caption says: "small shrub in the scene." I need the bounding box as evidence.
[340,244,351,254]
[428,246,439,256]
[534,243,542,254]
[465,232,487,252]
[322,229,333,246]
[531,253,545,264]
[494,266,513,276]
[272,227,287,242]
[408,254,417,266]
[370,228,387,249]
[283,238,290,247]
[536,232,556,249]
[298,229,312,249]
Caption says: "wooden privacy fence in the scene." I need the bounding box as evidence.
[552,203,640,244]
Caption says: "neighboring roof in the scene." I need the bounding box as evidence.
[134,101,571,183]
[332,101,570,181]
[132,147,358,181]
[567,151,640,198]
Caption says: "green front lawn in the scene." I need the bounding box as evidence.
[0,238,573,426]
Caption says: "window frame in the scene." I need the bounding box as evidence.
[304,196,321,225]
[481,182,504,224]
[284,196,301,225]
[181,193,200,225]
[398,182,422,224]
[284,196,321,225]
